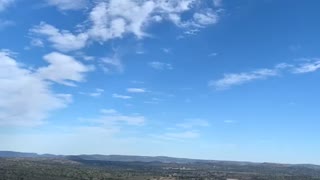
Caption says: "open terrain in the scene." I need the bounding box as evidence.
[0,151,320,180]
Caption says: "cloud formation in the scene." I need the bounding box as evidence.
[112,93,132,99]
[293,59,320,74]
[94,109,146,126]
[210,59,320,90]
[37,52,92,86]
[31,22,88,52]
[211,69,278,90]
[0,0,14,12]
[46,0,88,11]
[162,131,200,139]
[149,61,173,70]
[100,54,123,73]
[153,119,209,141]
[31,0,221,52]
[127,88,146,93]
[0,50,72,127]
[176,119,209,129]
[0,19,14,29]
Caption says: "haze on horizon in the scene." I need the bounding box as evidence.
[0,0,319,165]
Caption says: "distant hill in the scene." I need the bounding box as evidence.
[0,151,60,158]
[0,151,237,164]
[0,151,39,158]
[66,154,207,163]
[0,150,319,170]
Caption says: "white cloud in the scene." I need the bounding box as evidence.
[293,59,320,74]
[224,120,236,124]
[165,131,199,139]
[153,118,209,141]
[144,97,162,105]
[82,56,94,61]
[74,52,95,61]
[31,22,88,52]
[156,0,196,13]
[46,0,88,10]
[30,38,44,47]
[131,80,144,84]
[210,69,279,90]
[127,88,146,93]
[210,59,320,90]
[91,109,145,126]
[155,131,200,140]
[100,109,117,114]
[37,52,91,86]
[149,61,173,70]
[193,11,219,26]
[0,50,71,127]
[213,0,222,7]
[91,88,104,97]
[0,0,14,12]
[176,119,209,129]
[208,52,218,57]
[0,19,14,29]
[152,15,162,22]
[183,28,200,35]
[135,43,146,54]
[112,93,132,99]
[88,0,156,41]
[162,48,171,53]
[96,114,145,126]
[85,88,104,97]
[100,54,123,73]
[73,125,119,136]
[31,1,220,51]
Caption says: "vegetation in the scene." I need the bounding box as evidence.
[1,157,320,180]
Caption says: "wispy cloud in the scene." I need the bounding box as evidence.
[162,48,171,53]
[210,69,279,90]
[193,10,219,26]
[131,80,144,84]
[176,119,209,129]
[80,88,104,97]
[292,59,320,74]
[100,54,123,73]
[155,131,200,140]
[112,93,132,99]
[45,0,88,11]
[224,120,236,124]
[95,109,146,126]
[100,109,117,114]
[89,88,104,97]
[208,52,218,57]
[135,43,146,54]
[213,0,223,7]
[209,58,320,90]
[0,19,14,29]
[30,38,44,47]
[152,119,209,141]
[76,109,146,138]
[127,88,146,93]
[0,0,14,12]
[149,61,173,70]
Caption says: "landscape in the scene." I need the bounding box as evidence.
[1,151,320,180]
[1,0,320,180]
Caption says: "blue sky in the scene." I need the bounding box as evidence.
[1,0,320,164]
